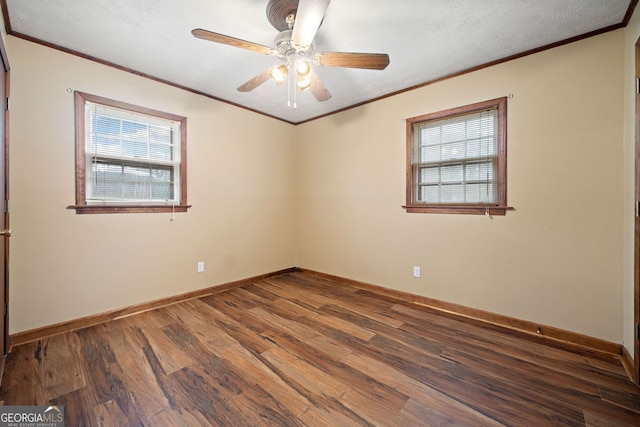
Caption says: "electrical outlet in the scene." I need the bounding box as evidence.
[413,266,421,278]
[197,261,205,273]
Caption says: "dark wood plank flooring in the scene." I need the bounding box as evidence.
[1,271,639,426]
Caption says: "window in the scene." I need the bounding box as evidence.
[404,97,510,215]
[70,92,190,214]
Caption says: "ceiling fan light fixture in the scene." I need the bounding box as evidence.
[294,58,312,90]
[270,64,289,84]
[297,75,312,91]
[296,60,312,78]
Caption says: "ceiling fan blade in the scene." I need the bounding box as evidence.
[192,28,273,55]
[237,69,272,92]
[310,72,331,102]
[291,0,330,48]
[317,52,390,70]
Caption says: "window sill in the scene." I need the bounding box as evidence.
[402,205,514,215]
[67,205,192,214]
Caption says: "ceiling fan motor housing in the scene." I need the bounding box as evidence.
[274,30,315,62]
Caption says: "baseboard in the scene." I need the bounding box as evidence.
[9,267,297,348]
[298,268,624,360]
[621,345,636,384]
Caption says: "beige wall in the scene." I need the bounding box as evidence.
[7,37,297,333]
[6,28,629,345]
[296,30,625,343]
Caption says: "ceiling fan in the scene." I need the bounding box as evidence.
[192,0,390,107]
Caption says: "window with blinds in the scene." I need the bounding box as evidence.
[404,97,509,215]
[85,102,179,203]
[71,92,189,214]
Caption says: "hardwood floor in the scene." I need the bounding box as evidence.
[1,271,639,426]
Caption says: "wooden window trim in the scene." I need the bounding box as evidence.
[69,205,192,215]
[403,97,512,215]
[68,91,191,214]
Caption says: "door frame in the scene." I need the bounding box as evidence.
[2,71,7,358]
[0,33,9,358]
[634,39,640,386]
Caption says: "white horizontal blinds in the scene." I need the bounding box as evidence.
[414,108,498,204]
[84,101,180,203]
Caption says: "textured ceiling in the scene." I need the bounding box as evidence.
[3,0,633,124]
